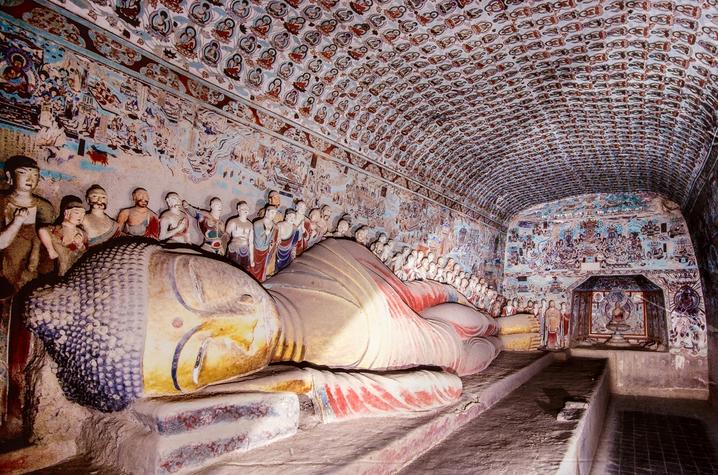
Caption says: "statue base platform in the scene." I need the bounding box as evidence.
[8,352,555,474]
[605,322,632,347]
[80,392,299,475]
[183,352,556,474]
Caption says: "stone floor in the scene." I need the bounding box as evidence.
[592,396,718,475]
[399,358,607,474]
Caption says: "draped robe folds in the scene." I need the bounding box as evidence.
[265,238,502,376]
[249,220,277,281]
[274,227,301,273]
[294,217,312,256]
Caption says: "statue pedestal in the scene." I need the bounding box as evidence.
[605,321,632,347]
[81,392,299,475]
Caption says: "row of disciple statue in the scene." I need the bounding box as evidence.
[0,156,568,350]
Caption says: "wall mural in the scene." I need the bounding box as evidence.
[0,16,504,423]
[0,0,499,224]
[13,0,718,220]
[589,291,646,339]
[503,192,707,356]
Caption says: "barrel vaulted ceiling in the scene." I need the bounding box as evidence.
[28,0,718,222]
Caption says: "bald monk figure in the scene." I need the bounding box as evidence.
[25,238,537,413]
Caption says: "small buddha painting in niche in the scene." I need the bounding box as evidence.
[571,275,667,351]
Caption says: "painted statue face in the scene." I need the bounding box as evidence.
[12,166,39,192]
[133,190,150,208]
[266,208,278,222]
[294,212,305,226]
[296,202,307,216]
[268,191,280,207]
[237,203,249,218]
[144,251,279,395]
[210,198,222,214]
[88,188,108,209]
[64,207,86,226]
[337,220,349,234]
[165,194,180,208]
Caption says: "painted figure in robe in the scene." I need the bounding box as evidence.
[83,185,121,247]
[225,201,254,270]
[38,197,87,276]
[250,205,278,281]
[116,188,159,239]
[183,197,227,254]
[159,192,195,245]
[0,156,55,294]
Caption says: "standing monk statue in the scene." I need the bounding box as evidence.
[158,192,195,245]
[0,155,54,433]
[225,201,254,270]
[116,188,159,239]
[38,197,88,276]
[83,185,121,247]
[0,155,55,293]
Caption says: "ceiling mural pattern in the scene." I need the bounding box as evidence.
[16,0,718,220]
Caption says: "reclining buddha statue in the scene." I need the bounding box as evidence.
[24,237,538,417]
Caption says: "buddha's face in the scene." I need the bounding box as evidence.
[143,251,280,395]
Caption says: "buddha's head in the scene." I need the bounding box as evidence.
[25,241,279,411]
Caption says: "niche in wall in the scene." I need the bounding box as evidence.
[571,275,668,351]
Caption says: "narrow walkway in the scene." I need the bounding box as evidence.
[399,358,607,474]
[591,396,718,475]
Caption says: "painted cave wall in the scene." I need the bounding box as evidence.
[0,16,504,273]
[503,192,708,397]
[0,15,506,414]
[686,164,718,406]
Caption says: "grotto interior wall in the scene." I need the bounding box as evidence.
[503,192,709,399]
[686,161,718,407]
